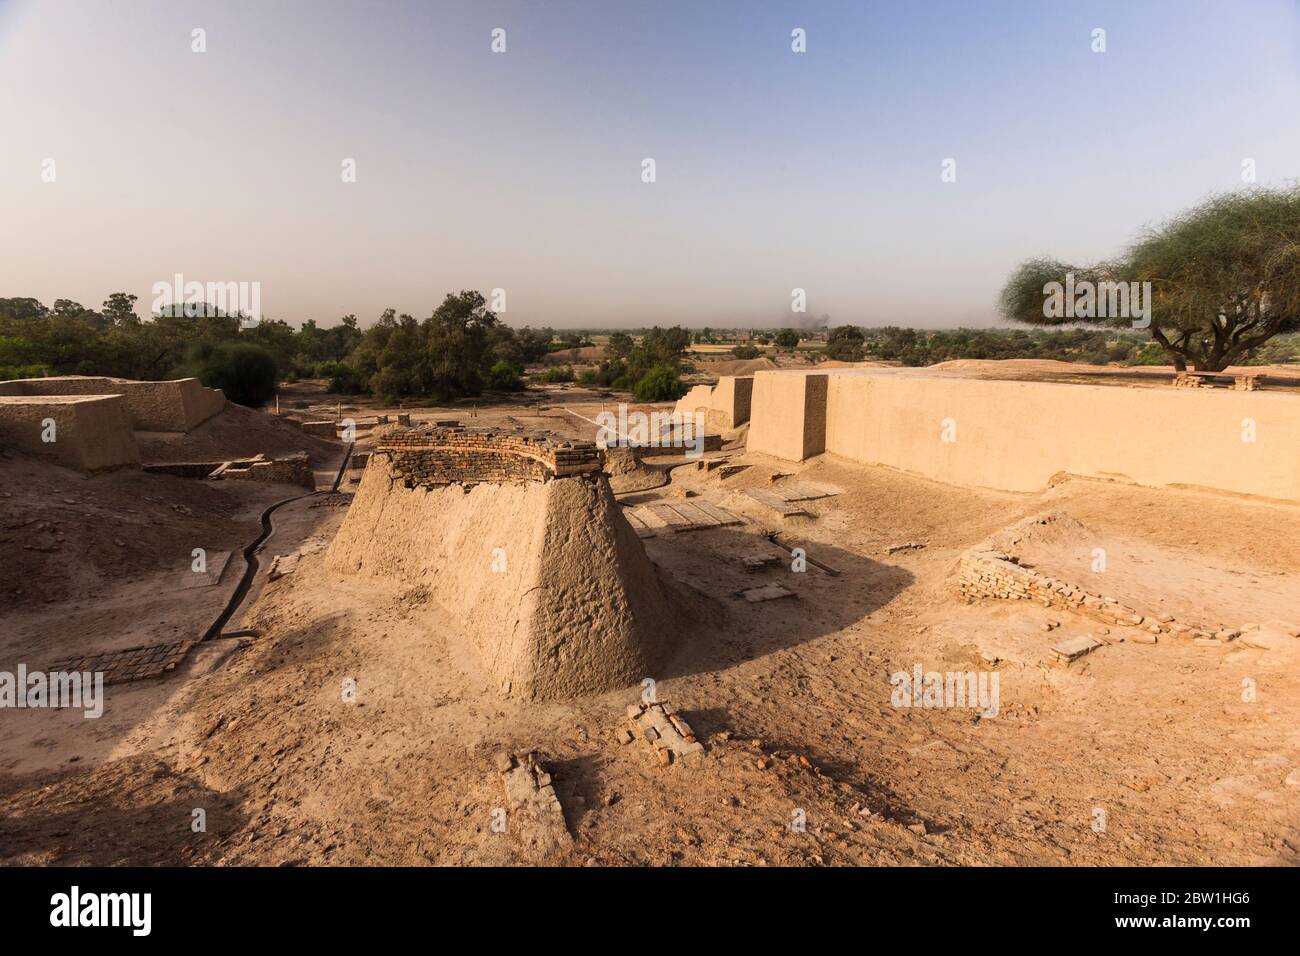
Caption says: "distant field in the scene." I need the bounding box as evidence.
[686,344,746,354]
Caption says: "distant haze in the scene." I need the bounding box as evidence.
[2,0,1299,329]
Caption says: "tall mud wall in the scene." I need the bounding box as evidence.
[0,376,224,432]
[0,395,140,471]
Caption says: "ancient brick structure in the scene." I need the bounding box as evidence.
[327,424,676,700]
[48,640,194,685]
[0,394,140,472]
[210,453,315,490]
[375,425,601,488]
[0,375,224,431]
[957,548,1227,642]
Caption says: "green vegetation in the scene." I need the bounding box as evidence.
[578,326,689,398]
[825,325,866,361]
[1000,187,1300,371]
[537,365,576,384]
[633,364,686,402]
[730,344,762,359]
[0,290,557,404]
[486,359,524,392]
[774,328,800,349]
[177,341,278,407]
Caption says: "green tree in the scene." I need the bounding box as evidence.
[999,187,1300,371]
[607,331,634,360]
[181,342,278,407]
[825,325,865,361]
[102,292,139,326]
[486,359,523,391]
[633,364,686,402]
[775,328,800,349]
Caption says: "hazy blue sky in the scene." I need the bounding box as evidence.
[2,0,1299,328]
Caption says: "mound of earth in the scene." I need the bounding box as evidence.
[695,357,778,377]
[0,450,276,610]
[541,346,606,365]
[135,402,339,465]
[985,511,1300,633]
[325,456,677,699]
[603,446,670,494]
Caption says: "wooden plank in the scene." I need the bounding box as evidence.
[693,500,744,526]
[776,481,843,501]
[665,502,720,528]
[632,507,669,529]
[650,504,692,528]
[743,488,810,517]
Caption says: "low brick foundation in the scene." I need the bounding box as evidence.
[957,532,1233,642]
[210,453,316,490]
[0,375,224,431]
[375,425,601,487]
[48,640,193,685]
[300,421,337,438]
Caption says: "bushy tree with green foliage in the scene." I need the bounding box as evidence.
[486,359,524,391]
[633,364,686,402]
[1000,187,1300,371]
[539,365,575,383]
[178,341,278,407]
[775,328,800,349]
[825,325,865,361]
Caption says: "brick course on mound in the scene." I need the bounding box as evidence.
[957,522,1234,643]
[376,425,602,487]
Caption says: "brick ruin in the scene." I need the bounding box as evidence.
[375,424,602,488]
[0,375,226,473]
[210,453,316,490]
[1172,371,1263,391]
[326,423,676,700]
[0,375,224,432]
[957,515,1243,643]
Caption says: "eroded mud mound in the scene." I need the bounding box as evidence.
[135,403,339,465]
[325,454,677,699]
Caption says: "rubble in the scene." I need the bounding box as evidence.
[496,751,571,854]
[625,701,705,766]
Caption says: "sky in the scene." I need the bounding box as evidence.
[2,0,1299,330]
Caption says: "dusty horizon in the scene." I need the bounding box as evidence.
[3,0,1299,329]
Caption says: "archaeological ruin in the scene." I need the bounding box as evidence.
[325,424,678,700]
[746,367,1300,501]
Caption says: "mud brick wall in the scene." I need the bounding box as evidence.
[375,426,601,487]
[0,395,140,472]
[0,376,224,431]
[300,421,337,438]
[142,461,225,478]
[220,453,316,490]
[956,550,1229,640]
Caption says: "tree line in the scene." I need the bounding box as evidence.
[0,290,691,406]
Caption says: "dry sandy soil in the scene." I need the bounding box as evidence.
[2,368,1298,866]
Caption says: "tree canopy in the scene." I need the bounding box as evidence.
[999,187,1300,371]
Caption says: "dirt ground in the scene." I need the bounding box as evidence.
[2,374,1299,866]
